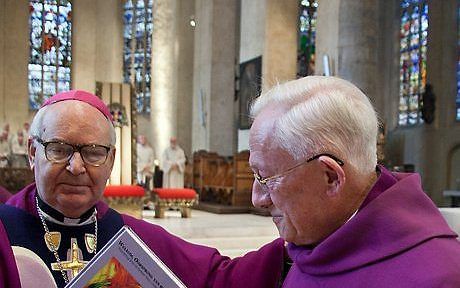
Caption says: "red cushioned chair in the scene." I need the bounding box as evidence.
[103,185,146,219]
[152,188,198,218]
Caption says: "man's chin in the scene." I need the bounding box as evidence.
[57,195,95,218]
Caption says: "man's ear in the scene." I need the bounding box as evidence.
[318,156,346,197]
[108,147,116,170]
[27,137,36,171]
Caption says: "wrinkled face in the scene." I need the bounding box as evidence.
[29,101,115,218]
[249,105,329,245]
[170,137,177,148]
[138,135,146,145]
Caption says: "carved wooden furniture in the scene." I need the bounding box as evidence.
[103,185,146,219]
[152,188,198,218]
[0,168,35,194]
[192,150,253,208]
[232,151,252,207]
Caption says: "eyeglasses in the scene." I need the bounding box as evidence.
[253,153,345,186]
[35,138,111,167]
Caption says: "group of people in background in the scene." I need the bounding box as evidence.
[0,117,185,188]
[136,134,186,189]
[0,122,30,168]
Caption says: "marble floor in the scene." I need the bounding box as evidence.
[142,209,280,258]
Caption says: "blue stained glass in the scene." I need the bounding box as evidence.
[297,0,318,78]
[28,0,72,109]
[398,0,428,126]
[457,2,460,121]
[123,0,153,114]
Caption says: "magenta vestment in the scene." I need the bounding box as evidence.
[0,184,285,288]
[283,167,460,287]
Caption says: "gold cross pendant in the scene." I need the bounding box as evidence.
[51,238,88,281]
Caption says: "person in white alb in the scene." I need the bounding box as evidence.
[136,134,155,189]
[162,137,186,188]
[10,130,28,168]
[0,130,10,167]
[22,122,30,142]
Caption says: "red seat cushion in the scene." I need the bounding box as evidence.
[104,185,145,197]
[153,188,197,199]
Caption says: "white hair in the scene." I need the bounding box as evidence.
[30,104,116,146]
[250,76,378,175]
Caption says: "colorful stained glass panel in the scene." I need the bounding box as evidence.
[28,0,72,110]
[398,0,428,126]
[457,3,460,120]
[123,0,153,114]
[297,0,318,78]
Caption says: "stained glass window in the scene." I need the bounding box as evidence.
[297,0,318,78]
[123,0,153,114]
[28,0,72,110]
[456,2,460,120]
[398,0,428,126]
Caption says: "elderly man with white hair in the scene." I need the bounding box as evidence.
[0,90,285,288]
[249,76,460,287]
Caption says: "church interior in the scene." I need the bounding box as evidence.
[1,0,460,255]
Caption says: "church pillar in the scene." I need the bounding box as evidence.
[73,0,97,92]
[175,0,195,158]
[192,0,237,156]
[74,0,123,92]
[95,0,124,84]
[151,0,178,158]
[338,0,379,106]
[0,0,29,128]
[237,0,297,151]
[0,0,5,121]
[262,0,298,89]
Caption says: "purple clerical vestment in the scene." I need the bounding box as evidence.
[283,166,460,287]
[0,184,285,288]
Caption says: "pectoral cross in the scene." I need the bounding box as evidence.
[51,238,88,281]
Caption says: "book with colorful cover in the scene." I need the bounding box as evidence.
[66,226,187,288]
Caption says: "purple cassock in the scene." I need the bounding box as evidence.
[0,184,285,288]
[284,166,460,287]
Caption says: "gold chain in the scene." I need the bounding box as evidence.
[35,196,98,284]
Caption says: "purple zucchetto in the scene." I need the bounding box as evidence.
[41,90,113,122]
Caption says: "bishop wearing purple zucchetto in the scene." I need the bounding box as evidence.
[249,76,460,287]
[0,90,286,288]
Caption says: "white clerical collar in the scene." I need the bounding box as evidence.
[36,195,96,227]
[38,208,96,227]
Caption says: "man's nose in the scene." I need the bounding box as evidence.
[66,152,86,175]
[252,181,272,209]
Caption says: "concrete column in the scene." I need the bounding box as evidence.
[337,0,379,106]
[95,0,124,84]
[1,0,29,129]
[315,0,340,77]
[192,0,237,156]
[73,0,97,92]
[175,0,195,157]
[0,0,5,121]
[262,0,297,90]
[151,0,178,158]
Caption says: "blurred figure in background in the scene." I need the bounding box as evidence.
[136,134,155,189]
[0,130,10,167]
[162,137,185,188]
[22,122,30,141]
[11,130,28,168]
